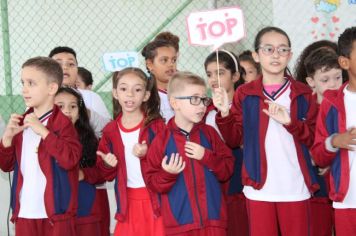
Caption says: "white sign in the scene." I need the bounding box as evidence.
[102,51,139,72]
[186,7,245,50]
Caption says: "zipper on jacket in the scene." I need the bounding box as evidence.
[180,129,204,227]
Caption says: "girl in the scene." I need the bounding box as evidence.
[142,31,179,123]
[76,67,93,90]
[54,87,108,236]
[214,26,319,236]
[238,50,260,86]
[204,50,248,236]
[96,67,166,236]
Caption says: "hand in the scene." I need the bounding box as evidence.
[262,100,291,125]
[1,114,25,147]
[23,113,49,139]
[97,151,118,167]
[133,140,147,158]
[161,153,185,174]
[212,87,229,117]
[318,167,329,176]
[331,128,356,151]
[79,169,84,181]
[185,141,205,160]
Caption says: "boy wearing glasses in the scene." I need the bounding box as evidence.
[145,71,234,236]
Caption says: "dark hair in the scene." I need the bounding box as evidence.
[78,67,93,86]
[141,32,179,62]
[338,26,356,57]
[254,26,292,76]
[238,50,261,74]
[294,40,337,84]
[112,67,161,126]
[304,48,340,78]
[49,46,77,62]
[22,56,63,87]
[56,87,98,168]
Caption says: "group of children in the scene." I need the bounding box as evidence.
[0,25,355,236]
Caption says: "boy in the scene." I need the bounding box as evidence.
[0,57,82,236]
[145,71,234,235]
[311,26,356,236]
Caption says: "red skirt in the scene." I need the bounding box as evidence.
[114,187,165,236]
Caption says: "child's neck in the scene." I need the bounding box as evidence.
[157,81,168,91]
[347,77,356,92]
[34,100,54,118]
[262,73,286,85]
[121,110,144,129]
[227,89,234,103]
[174,116,194,133]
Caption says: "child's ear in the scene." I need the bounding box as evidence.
[49,82,59,96]
[87,85,93,90]
[338,56,349,70]
[306,77,315,88]
[112,89,119,100]
[232,72,240,83]
[252,51,260,63]
[146,59,154,73]
[169,97,179,110]
[143,91,151,102]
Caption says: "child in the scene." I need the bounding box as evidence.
[294,40,338,84]
[55,87,105,236]
[215,26,319,236]
[238,50,260,85]
[311,26,356,236]
[76,67,93,90]
[142,31,179,123]
[0,57,82,236]
[96,67,166,236]
[145,71,234,235]
[49,46,111,235]
[302,47,343,236]
[204,50,248,236]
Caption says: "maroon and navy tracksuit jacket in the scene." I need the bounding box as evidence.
[311,82,351,202]
[96,114,166,221]
[216,76,319,193]
[145,119,234,235]
[0,105,82,223]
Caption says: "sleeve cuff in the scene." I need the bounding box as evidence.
[325,134,339,153]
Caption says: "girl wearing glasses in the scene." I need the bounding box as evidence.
[96,68,166,236]
[214,26,318,236]
[204,50,248,236]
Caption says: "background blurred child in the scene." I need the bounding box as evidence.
[96,67,166,236]
[142,32,179,122]
[237,50,260,88]
[204,50,248,236]
[76,67,94,90]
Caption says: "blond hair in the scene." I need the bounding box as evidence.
[167,71,206,98]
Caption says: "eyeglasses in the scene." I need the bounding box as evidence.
[258,45,291,57]
[174,96,211,106]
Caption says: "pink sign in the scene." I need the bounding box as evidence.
[186,7,245,50]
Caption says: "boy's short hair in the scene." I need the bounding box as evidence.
[338,26,356,57]
[304,48,340,78]
[78,67,93,86]
[49,46,77,61]
[22,56,63,87]
[167,71,206,98]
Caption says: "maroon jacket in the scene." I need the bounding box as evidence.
[0,105,82,223]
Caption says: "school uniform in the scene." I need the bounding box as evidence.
[216,76,319,236]
[205,106,248,236]
[312,82,356,236]
[96,114,166,236]
[145,119,234,235]
[0,105,82,236]
[158,89,174,123]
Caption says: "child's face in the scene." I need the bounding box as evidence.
[51,52,78,86]
[112,73,150,114]
[54,93,79,124]
[76,75,91,90]
[21,66,57,110]
[147,46,177,89]
[307,67,343,103]
[206,62,237,93]
[171,84,208,125]
[253,31,292,77]
[240,60,259,83]
[339,41,356,81]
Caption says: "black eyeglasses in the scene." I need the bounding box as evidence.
[174,96,211,106]
[258,45,291,57]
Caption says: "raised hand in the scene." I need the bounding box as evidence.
[1,114,25,147]
[212,87,229,117]
[331,127,356,151]
[161,153,185,174]
[97,151,118,167]
[133,140,148,158]
[184,141,205,160]
[23,113,49,138]
[262,100,291,125]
